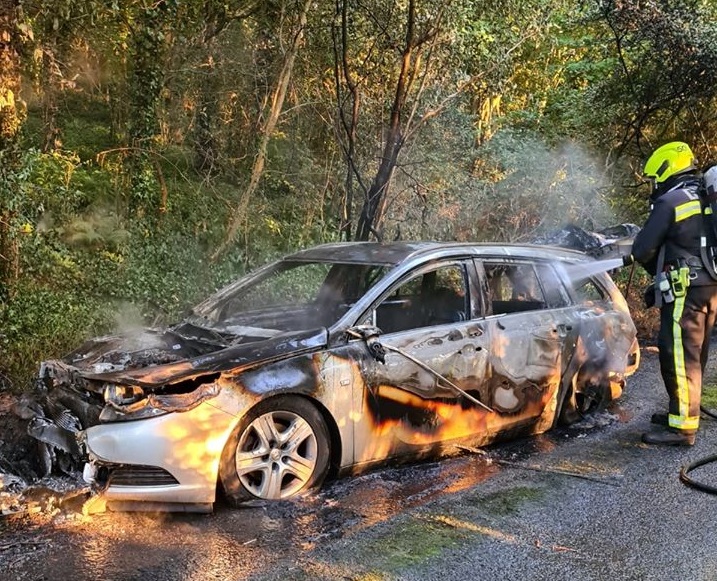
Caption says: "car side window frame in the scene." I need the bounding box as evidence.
[477,257,568,316]
[533,260,571,309]
[354,259,474,335]
[468,258,489,318]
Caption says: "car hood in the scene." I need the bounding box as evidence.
[52,326,329,390]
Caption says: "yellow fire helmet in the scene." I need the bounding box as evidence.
[644,141,696,183]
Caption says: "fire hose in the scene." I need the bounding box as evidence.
[379,342,494,413]
[347,326,494,413]
[679,406,717,494]
[680,451,717,494]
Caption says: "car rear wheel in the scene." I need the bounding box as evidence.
[219,395,330,504]
[557,373,605,426]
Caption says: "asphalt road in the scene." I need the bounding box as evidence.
[3,344,717,581]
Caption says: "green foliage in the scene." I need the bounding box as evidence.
[0,145,245,388]
[0,284,113,391]
[580,0,717,157]
[58,95,116,160]
[2,148,106,241]
[115,226,236,324]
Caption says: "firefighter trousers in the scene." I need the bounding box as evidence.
[658,283,717,431]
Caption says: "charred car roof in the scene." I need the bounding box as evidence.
[285,241,591,265]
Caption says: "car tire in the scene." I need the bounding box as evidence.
[557,393,581,426]
[219,395,331,505]
[557,372,605,426]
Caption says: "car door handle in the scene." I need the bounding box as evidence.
[467,325,484,337]
[555,324,572,337]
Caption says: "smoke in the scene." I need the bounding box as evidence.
[455,129,625,242]
[112,301,149,334]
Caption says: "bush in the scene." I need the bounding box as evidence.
[0,284,114,391]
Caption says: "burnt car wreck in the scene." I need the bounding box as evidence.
[19,241,640,512]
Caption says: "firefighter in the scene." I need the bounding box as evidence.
[631,141,717,446]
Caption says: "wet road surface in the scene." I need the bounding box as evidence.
[1,448,507,580]
[4,346,717,580]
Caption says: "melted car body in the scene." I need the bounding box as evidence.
[28,242,639,511]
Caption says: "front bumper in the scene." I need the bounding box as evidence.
[83,400,239,505]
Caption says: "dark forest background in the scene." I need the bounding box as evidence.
[2,0,717,388]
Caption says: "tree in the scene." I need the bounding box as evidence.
[585,0,717,162]
[0,0,27,298]
[330,0,557,242]
[333,0,459,241]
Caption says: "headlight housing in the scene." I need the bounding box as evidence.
[103,383,145,406]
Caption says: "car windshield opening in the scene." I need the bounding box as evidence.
[191,260,390,333]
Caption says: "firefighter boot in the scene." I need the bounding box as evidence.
[641,428,696,447]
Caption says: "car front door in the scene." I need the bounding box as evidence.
[348,259,497,464]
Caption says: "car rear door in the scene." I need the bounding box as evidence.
[478,258,574,434]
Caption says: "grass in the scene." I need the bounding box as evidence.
[327,487,546,577]
[702,379,717,409]
[362,516,470,569]
[465,485,546,516]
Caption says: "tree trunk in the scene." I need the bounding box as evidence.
[41,40,63,152]
[333,0,362,241]
[212,0,312,261]
[193,53,219,175]
[126,1,174,214]
[354,0,416,241]
[0,0,24,298]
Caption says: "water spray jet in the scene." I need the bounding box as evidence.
[563,256,632,282]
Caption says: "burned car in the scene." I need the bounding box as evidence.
[28,242,639,511]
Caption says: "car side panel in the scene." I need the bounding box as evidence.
[562,305,638,402]
[348,320,490,463]
[226,351,364,469]
[557,272,640,409]
[342,311,565,468]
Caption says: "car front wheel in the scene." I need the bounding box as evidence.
[219,395,330,504]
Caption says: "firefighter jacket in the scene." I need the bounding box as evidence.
[632,173,717,287]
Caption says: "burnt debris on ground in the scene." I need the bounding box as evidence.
[0,394,90,519]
